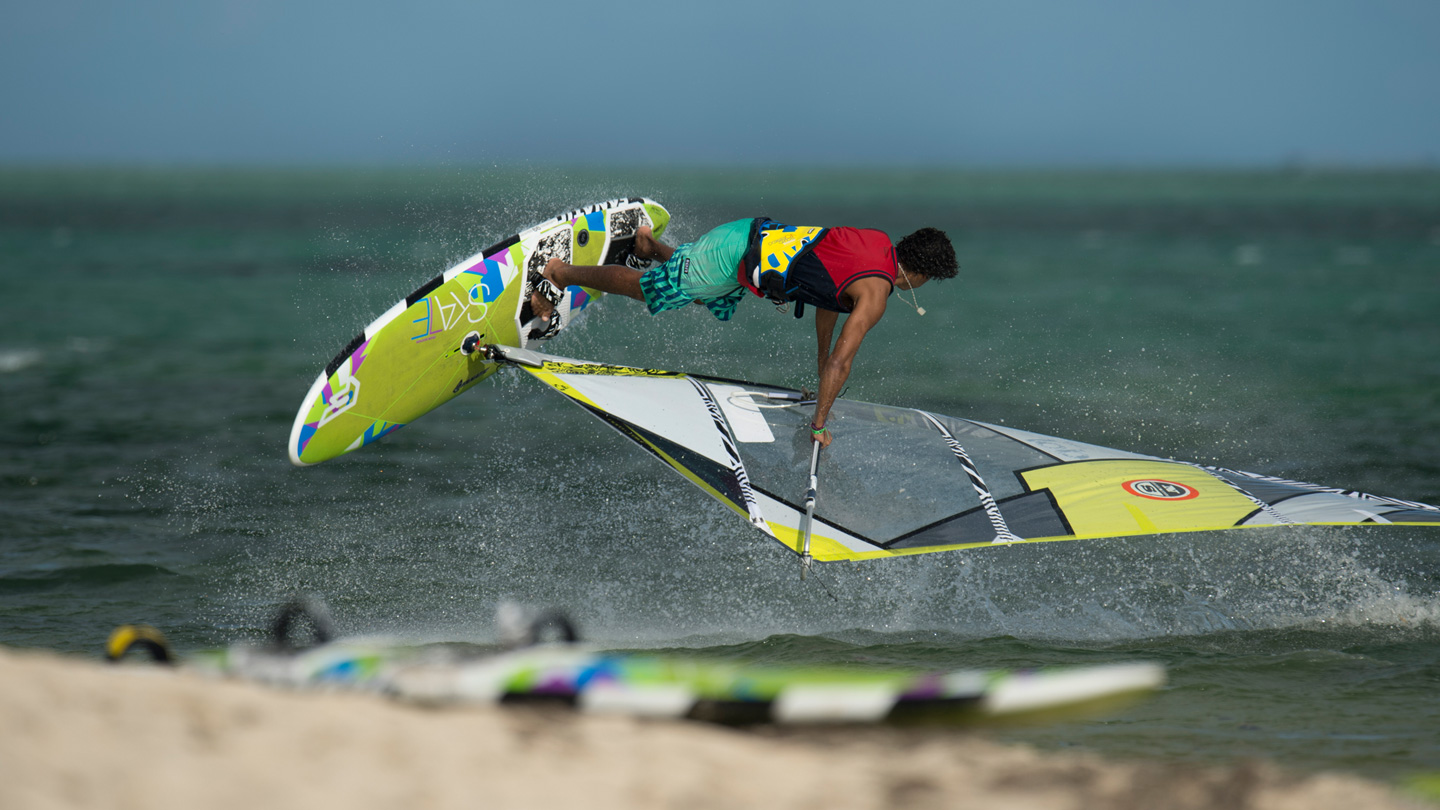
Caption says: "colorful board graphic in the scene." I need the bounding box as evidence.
[114,633,1162,725]
[288,199,671,466]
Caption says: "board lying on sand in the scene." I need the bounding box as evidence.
[107,604,1163,725]
[289,198,671,466]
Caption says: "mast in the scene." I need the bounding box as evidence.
[799,440,820,580]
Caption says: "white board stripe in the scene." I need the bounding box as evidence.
[774,684,897,723]
[580,683,696,718]
[983,663,1165,715]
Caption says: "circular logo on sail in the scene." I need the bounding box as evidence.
[1123,479,1198,500]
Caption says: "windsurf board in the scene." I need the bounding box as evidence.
[288,198,671,466]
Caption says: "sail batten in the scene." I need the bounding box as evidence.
[689,377,769,532]
[918,410,1019,544]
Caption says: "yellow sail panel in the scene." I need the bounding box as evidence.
[1021,460,1257,536]
[766,522,862,562]
[526,367,602,409]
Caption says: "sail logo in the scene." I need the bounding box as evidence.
[1123,479,1198,500]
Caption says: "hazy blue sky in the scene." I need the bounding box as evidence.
[2,0,1437,167]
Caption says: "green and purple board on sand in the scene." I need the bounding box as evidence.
[106,619,1165,726]
[288,198,671,466]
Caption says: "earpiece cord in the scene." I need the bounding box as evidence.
[896,263,926,316]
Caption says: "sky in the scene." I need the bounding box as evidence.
[2,0,1438,167]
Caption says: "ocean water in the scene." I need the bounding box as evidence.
[2,166,1439,784]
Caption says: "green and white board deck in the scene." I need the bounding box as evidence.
[289,198,671,466]
[121,635,1164,726]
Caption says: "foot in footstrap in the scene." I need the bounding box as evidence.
[528,310,563,341]
[528,270,564,307]
[525,271,566,341]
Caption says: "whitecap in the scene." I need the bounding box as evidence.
[0,349,41,373]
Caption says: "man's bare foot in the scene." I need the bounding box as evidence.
[527,259,570,322]
[634,225,660,262]
[529,290,554,320]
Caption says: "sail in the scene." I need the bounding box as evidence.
[501,348,1440,562]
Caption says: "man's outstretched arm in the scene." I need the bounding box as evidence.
[811,282,888,447]
[814,308,838,380]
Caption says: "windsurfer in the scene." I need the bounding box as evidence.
[535,219,958,447]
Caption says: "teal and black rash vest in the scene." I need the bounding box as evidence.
[738,219,897,316]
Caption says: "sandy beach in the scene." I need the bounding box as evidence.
[0,646,1424,810]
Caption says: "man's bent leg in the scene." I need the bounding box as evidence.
[544,259,645,302]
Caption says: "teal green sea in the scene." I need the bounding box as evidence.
[2,167,1438,786]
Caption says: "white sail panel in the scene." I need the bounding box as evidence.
[706,384,778,444]
[542,370,734,467]
[975,421,1159,463]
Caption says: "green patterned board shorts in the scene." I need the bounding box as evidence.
[637,218,751,321]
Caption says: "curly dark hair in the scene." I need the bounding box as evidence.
[895,228,958,280]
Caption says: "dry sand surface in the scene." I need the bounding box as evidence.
[0,647,1425,810]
